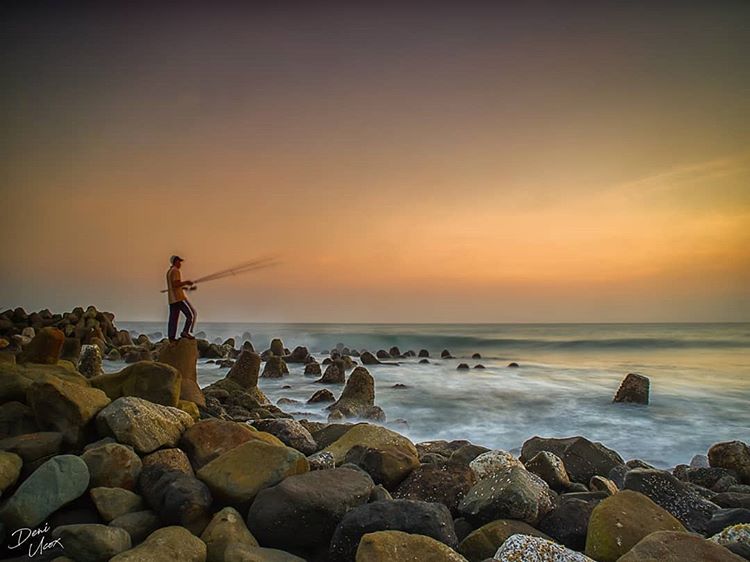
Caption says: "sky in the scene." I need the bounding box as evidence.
[1,1,749,323]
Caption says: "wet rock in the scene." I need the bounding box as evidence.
[613,372,650,405]
[308,388,335,403]
[525,451,572,491]
[304,362,322,376]
[157,339,205,406]
[286,346,310,363]
[360,351,381,365]
[252,419,317,455]
[356,530,467,561]
[345,445,420,490]
[713,492,750,509]
[82,443,142,490]
[323,423,418,465]
[538,493,603,551]
[458,519,550,562]
[0,431,64,465]
[18,327,65,364]
[90,487,144,522]
[262,355,289,378]
[307,451,335,471]
[327,367,384,421]
[0,450,22,493]
[494,534,594,561]
[451,444,492,467]
[270,338,285,356]
[224,543,305,561]
[469,450,522,481]
[109,526,206,562]
[317,358,346,384]
[90,361,181,407]
[419,358,430,364]
[507,362,519,368]
[394,461,476,516]
[521,436,624,484]
[618,530,745,562]
[589,475,618,495]
[710,441,750,484]
[78,344,103,378]
[201,506,259,562]
[50,523,132,561]
[108,510,160,545]
[225,350,261,389]
[705,508,750,536]
[457,363,470,370]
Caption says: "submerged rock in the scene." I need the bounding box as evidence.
[613,372,650,405]
[327,367,384,421]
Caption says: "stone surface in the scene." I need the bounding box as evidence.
[322,423,418,465]
[0,400,39,439]
[81,442,143,490]
[469,450,522,481]
[90,361,182,407]
[0,454,90,528]
[90,487,144,522]
[584,489,687,562]
[538,493,605,551]
[18,327,64,364]
[157,338,205,406]
[96,396,194,454]
[617,530,745,562]
[50,523,132,562]
[223,543,306,562]
[197,440,309,504]
[262,356,289,378]
[345,444,420,491]
[710,441,750,484]
[525,451,572,491]
[394,461,476,516]
[109,526,207,562]
[108,510,160,545]
[0,431,63,464]
[0,450,22,494]
[252,419,317,456]
[521,436,624,484]
[613,372,650,405]
[458,519,551,562]
[326,366,381,420]
[356,530,468,562]
[180,419,280,470]
[317,359,346,384]
[247,467,374,554]
[226,350,261,389]
[201,506,259,562]
[493,534,595,562]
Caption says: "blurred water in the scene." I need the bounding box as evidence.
[116,322,750,468]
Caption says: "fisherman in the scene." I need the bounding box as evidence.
[166,255,197,342]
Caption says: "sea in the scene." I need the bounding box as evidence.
[114,322,750,469]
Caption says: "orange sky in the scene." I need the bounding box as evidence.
[2,2,749,322]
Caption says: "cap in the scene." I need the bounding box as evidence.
[170,255,184,265]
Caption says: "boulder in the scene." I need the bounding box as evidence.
[109,526,207,562]
[520,436,624,484]
[247,467,374,554]
[157,338,205,406]
[287,346,310,363]
[201,506,259,562]
[304,362,322,376]
[458,465,554,526]
[494,534,594,562]
[538,492,605,551]
[451,445,492,467]
[225,350,262,389]
[613,372,650,404]
[18,327,64,364]
[262,356,289,378]
[356,530,468,561]
[525,451,572,491]
[0,454,90,528]
[345,445,420,491]
[78,344,103,378]
[624,468,720,532]
[584,489,687,562]
[317,359,346,384]
[458,520,551,562]
[469,450,522,481]
[418,349,430,357]
[27,376,111,445]
[327,367,383,421]
[360,351,381,365]
[81,443,142,490]
[308,388,335,403]
[709,441,750,484]
[95,396,194,454]
[0,431,63,465]
[322,424,418,465]
[269,338,285,356]
[108,510,160,545]
[589,475,618,495]
[197,440,309,505]
[0,450,22,493]
[0,401,39,439]
[142,447,195,476]
[252,419,317,456]
[394,462,476,516]
[223,543,305,561]
[618,530,745,561]
[90,361,182,407]
[90,487,144,522]
[50,523,132,561]
[329,499,458,562]
[61,337,83,363]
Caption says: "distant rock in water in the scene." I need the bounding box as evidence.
[441,349,453,359]
[508,362,519,368]
[457,363,470,370]
[308,389,335,404]
[327,367,385,422]
[392,384,408,389]
[261,356,288,378]
[418,349,430,358]
[419,358,430,364]
[473,364,485,369]
[472,353,481,359]
[316,359,346,384]
[376,350,390,360]
[304,362,322,376]
[360,351,381,365]
[389,346,401,358]
[613,373,650,405]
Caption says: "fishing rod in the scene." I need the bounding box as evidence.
[160,256,280,293]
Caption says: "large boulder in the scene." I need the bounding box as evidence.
[197,440,309,505]
[345,445,420,490]
[262,356,289,378]
[617,530,745,562]
[0,431,63,465]
[201,506,259,562]
[538,492,606,551]
[270,338,285,356]
[50,523,132,561]
[329,499,458,562]
[81,443,142,490]
[247,467,374,554]
[458,465,554,526]
[90,487,145,522]
[525,451,572,491]
[157,338,205,406]
[360,351,381,365]
[0,450,22,494]
[584,489,687,562]
[226,350,261,389]
[458,519,551,562]
[613,372,650,404]
[18,327,65,364]
[286,346,310,363]
[394,462,476,516]
[520,436,624,484]
[90,361,182,407]
[327,367,383,421]
[709,441,750,484]
[95,397,195,454]
[317,359,346,384]
[109,526,207,562]
[142,447,195,476]
[356,530,468,562]
[493,534,594,562]
[27,376,111,445]
[322,424,418,466]
[0,454,90,528]
[252,419,317,456]
[624,468,720,532]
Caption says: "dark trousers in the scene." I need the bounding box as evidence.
[168,300,196,340]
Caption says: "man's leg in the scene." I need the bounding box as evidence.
[177,300,195,337]
[167,303,180,340]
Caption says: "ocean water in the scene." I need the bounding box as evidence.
[115,322,750,468]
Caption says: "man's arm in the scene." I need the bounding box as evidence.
[170,270,193,288]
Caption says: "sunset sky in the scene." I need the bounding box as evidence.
[2,1,749,323]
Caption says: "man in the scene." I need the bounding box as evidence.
[166,255,197,342]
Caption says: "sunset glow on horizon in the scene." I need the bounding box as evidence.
[2,2,749,322]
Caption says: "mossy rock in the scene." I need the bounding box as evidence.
[322,423,417,465]
[458,519,551,562]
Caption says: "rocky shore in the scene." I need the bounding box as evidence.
[0,306,748,561]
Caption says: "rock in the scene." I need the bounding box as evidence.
[262,356,289,378]
[0,401,38,439]
[304,362,322,376]
[419,358,430,364]
[617,530,745,561]
[90,487,144,522]
[451,445,493,467]
[0,431,63,465]
[520,436,624,484]
[508,362,519,367]
[201,506,259,562]
[90,361,182,407]
[624,468,720,532]
[418,349,430,357]
[710,441,750,484]
[0,450,22,493]
[457,363,470,370]
[441,350,453,358]
[589,475,618,495]
[0,454,90,528]
[78,344,103,378]
[142,447,195,476]
[525,451,572,491]
[108,510,160,545]
[706,508,750,536]
[458,520,551,562]
[538,493,603,551]
[197,440,308,505]
[458,464,554,526]
[27,375,111,445]
[469,450,522,481]
[584,489,687,562]
[329,499,458,562]
[18,327,65,364]
[307,451,335,471]
[270,338,285,356]
[50,523,132,561]
[345,445,420,491]
[394,462,476,516]
[494,534,594,562]
[713,492,750,509]
[323,423,418,466]
[110,526,206,562]
[356,530,468,561]
[247,467,374,554]
[711,523,750,550]
[287,346,310,363]
[326,366,381,420]
[157,338,205,406]
[308,388,335,403]
[82,443,142,490]
[252,419,317,455]
[360,351,381,365]
[180,419,281,470]
[226,350,261,389]
[96,396,194,454]
[61,337,83,363]
[613,372,650,405]
[223,543,305,561]
[317,359,346,384]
